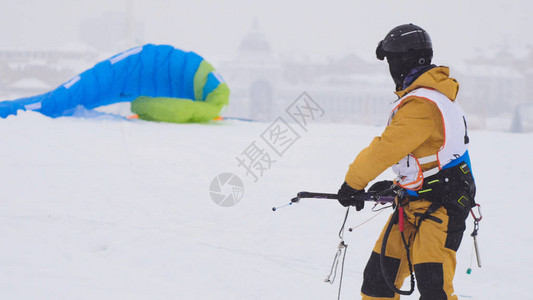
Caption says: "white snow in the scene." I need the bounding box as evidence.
[0,111,531,299]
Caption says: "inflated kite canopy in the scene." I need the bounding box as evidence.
[0,44,229,123]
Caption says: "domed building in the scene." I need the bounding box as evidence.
[220,21,396,125]
[220,22,283,121]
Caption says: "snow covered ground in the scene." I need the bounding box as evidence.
[0,111,531,299]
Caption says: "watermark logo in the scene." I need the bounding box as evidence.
[209,172,244,207]
[286,92,325,131]
[212,92,324,206]
[235,92,324,183]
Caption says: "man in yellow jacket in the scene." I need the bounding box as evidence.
[337,24,476,299]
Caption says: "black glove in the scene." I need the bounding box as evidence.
[367,180,395,196]
[337,181,365,211]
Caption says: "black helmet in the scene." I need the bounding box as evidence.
[376,24,433,91]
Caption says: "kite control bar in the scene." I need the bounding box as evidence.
[291,191,395,204]
[272,191,396,211]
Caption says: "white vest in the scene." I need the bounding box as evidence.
[390,88,469,190]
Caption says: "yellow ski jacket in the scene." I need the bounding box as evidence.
[345,66,460,190]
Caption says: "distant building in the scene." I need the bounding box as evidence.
[220,23,283,121]
[221,24,532,131]
[220,24,392,125]
[0,49,97,99]
[457,48,531,130]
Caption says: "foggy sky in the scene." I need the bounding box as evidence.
[0,0,531,65]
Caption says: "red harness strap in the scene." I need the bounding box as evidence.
[398,206,405,232]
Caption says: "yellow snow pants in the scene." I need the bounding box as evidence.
[361,200,467,300]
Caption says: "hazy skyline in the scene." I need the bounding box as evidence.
[0,0,531,65]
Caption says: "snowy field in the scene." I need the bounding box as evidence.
[0,111,531,299]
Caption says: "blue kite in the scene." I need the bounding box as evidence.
[0,44,229,123]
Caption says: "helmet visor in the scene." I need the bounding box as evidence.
[376,40,386,60]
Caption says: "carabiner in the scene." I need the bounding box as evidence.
[470,203,482,222]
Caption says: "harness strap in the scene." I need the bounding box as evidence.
[379,207,415,296]
[422,167,439,178]
[418,154,437,165]
[414,211,443,224]
[419,154,440,178]
[414,202,442,228]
